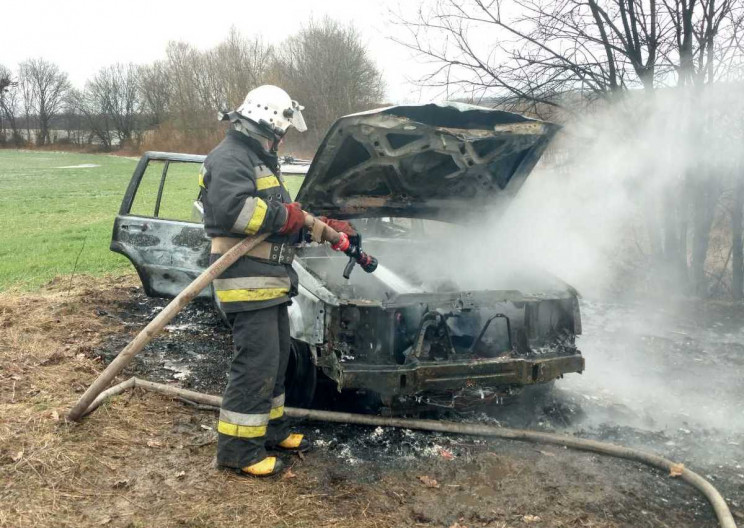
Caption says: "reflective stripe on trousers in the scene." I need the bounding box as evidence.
[217,408,269,438]
[213,276,291,303]
[269,393,285,420]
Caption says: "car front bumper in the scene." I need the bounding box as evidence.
[334,353,585,397]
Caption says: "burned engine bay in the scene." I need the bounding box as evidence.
[294,231,584,404]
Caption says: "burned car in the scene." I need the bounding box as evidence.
[111,103,584,410]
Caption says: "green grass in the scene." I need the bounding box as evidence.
[0,150,304,291]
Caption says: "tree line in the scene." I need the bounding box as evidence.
[397,0,744,300]
[0,18,384,154]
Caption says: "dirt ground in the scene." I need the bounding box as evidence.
[1,275,742,527]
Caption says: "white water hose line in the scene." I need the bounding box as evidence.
[83,377,737,528]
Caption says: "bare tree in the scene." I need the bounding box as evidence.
[70,87,114,150]
[0,64,23,145]
[276,18,385,147]
[209,27,274,110]
[61,91,84,146]
[138,61,172,127]
[81,63,142,147]
[732,173,744,299]
[18,58,70,145]
[659,0,744,294]
[165,41,215,135]
[395,0,671,117]
[141,30,276,152]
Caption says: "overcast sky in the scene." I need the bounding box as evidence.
[2,0,437,104]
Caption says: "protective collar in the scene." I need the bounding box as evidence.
[220,111,274,141]
[225,129,279,173]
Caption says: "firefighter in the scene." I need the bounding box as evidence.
[199,85,353,477]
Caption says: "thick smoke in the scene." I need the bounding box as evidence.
[469,88,744,435]
[355,88,744,437]
[472,88,741,297]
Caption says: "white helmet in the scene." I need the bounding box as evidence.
[236,85,307,136]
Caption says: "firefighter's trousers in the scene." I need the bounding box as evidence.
[216,304,291,468]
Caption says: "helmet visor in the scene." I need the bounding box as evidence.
[289,100,307,132]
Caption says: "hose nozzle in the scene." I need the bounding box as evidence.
[336,234,378,279]
[344,247,377,279]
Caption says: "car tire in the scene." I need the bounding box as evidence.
[285,340,317,408]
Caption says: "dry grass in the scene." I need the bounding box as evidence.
[0,275,401,528]
[0,274,715,528]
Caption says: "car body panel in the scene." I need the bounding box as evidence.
[295,103,559,222]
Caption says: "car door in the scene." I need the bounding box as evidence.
[111,152,212,299]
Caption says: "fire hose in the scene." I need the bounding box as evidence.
[82,377,737,528]
[66,213,378,422]
[65,214,735,527]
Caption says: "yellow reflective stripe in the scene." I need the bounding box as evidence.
[214,277,290,291]
[217,420,267,438]
[219,409,268,426]
[256,175,280,190]
[216,287,290,303]
[198,164,206,189]
[269,405,285,420]
[244,198,267,235]
[232,197,258,233]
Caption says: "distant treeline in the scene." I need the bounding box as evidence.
[0,18,385,155]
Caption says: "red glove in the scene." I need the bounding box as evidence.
[331,232,350,252]
[320,216,357,236]
[279,202,305,235]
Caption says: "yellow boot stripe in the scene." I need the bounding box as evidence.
[278,433,304,449]
[242,457,277,476]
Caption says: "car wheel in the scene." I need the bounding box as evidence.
[285,339,317,408]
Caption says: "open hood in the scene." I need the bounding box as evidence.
[295,102,559,222]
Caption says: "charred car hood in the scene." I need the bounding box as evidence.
[295,102,559,221]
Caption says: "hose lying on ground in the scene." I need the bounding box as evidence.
[82,377,738,528]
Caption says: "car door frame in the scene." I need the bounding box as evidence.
[112,151,211,299]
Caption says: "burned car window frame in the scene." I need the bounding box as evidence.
[120,151,206,219]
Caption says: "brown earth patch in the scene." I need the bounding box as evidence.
[0,275,719,527]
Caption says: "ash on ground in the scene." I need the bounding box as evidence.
[95,288,743,524]
[97,289,233,395]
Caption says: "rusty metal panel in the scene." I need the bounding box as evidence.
[295,103,559,222]
[336,354,585,398]
[111,216,211,299]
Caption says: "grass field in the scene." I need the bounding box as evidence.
[0,150,304,291]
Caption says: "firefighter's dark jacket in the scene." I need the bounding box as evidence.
[200,129,299,313]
